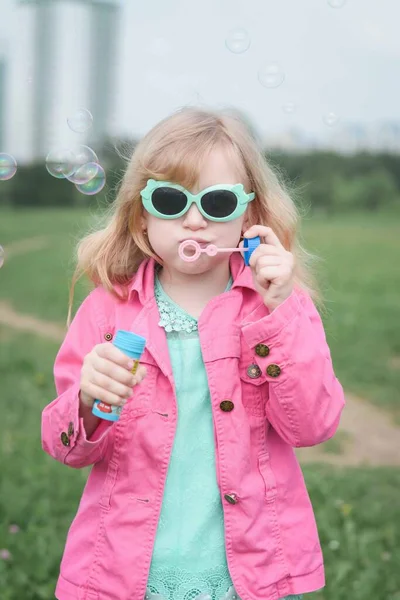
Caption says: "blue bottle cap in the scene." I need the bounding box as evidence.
[113,330,146,359]
[243,235,260,266]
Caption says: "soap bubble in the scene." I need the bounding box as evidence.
[0,153,17,181]
[46,148,75,179]
[0,246,4,268]
[328,0,346,7]
[225,28,251,54]
[68,162,99,185]
[67,108,93,133]
[258,62,285,88]
[282,102,296,114]
[322,112,340,127]
[65,145,99,183]
[75,163,106,195]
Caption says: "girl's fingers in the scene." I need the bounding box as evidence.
[82,382,128,407]
[254,255,282,273]
[243,226,285,250]
[92,354,136,386]
[90,370,133,400]
[95,342,135,370]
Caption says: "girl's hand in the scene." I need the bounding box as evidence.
[243,225,295,312]
[79,342,147,409]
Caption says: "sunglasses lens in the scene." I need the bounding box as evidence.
[201,190,238,219]
[151,187,187,216]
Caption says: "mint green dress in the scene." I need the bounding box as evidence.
[144,271,303,600]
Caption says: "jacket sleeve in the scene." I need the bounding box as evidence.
[41,288,114,468]
[241,287,345,447]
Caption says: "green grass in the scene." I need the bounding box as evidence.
[1,207,399,413]
[301,211,400,415]
[0,208,94,321]
[0,208,399,600]
[320,430,351,455]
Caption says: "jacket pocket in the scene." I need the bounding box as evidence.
[239,369,266,417]
[124,350,158,420]
[258,451,277,502]
[99,460,118,510]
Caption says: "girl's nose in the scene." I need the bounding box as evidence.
[182,203,207,229]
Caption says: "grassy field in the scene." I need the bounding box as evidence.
[0,207,399,600]
[1,207,399,412]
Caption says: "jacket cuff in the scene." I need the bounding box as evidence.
[241,289,302,348]
[44,382,113,465]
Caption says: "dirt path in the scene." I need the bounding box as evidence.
[295,394,400,467]
[0,301,66,343]
[3,235,51,258]
[0,298,399,467]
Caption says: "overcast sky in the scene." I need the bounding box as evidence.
[1,0,399,145]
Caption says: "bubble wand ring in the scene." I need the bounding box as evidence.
[178,237,260,266]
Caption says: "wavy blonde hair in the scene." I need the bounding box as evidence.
[68,106,324,325]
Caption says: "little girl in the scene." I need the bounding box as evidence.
[42,107,345,600]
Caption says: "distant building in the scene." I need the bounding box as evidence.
[8,0,120,162]
[266,121,400,155]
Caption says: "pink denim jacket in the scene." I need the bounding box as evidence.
[42,253,345,600]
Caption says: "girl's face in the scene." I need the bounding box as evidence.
[142,145,250,276]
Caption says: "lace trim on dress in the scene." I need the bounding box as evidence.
[155,279,198,333]
[144,565,239,600]
[154,271,232,334]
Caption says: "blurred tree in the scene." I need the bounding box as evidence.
[0,147,398,213]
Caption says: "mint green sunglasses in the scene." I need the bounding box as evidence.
[140,179,255,222]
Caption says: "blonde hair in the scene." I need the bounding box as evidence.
[68,106,324,325]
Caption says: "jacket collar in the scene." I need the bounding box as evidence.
[125,252,255,306]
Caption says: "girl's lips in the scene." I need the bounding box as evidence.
[179,238,211,247]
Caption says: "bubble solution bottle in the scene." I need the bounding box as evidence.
[92,330,146,422]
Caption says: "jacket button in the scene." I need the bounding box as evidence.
[60,432,70,447]
[247,363,262,379]
[224,493,238,505]
[67,422,74,437]
[255,343,270,357]
[220,400,234,412]
[104,332,113,341]
[266,364,281,378]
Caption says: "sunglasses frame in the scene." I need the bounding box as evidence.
[140,179,256,222]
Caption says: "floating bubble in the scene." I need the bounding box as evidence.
[68,162,99,185]
[0,153,17,181]
[0,246,4,269]
[72,145,98,168]
[46,148,75,179]
[75,163,106,195]
[282,102,296,114]
[258,62,285,88]
[67,108,93,133]
[225,28,251,54]
[322,112,340,127]
[65,145,99,183]
[328,0,346,7]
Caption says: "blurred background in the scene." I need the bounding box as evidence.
[0,0,399,599]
